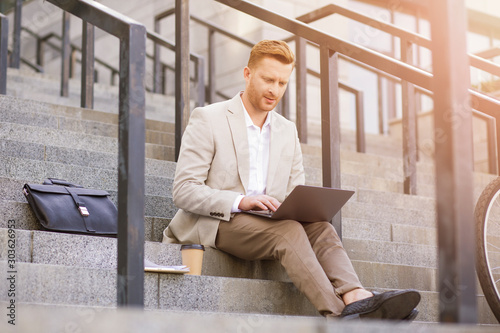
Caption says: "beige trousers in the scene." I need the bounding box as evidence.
[215,213,364,316]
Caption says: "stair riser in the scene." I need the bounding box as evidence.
[0,122,174,161]
[1,258,497,323]
[0,158,174,198]
[0,107,174,147]
[1,189,177,223]
[0,228,438,285]
[5,74,177,124]
[0,140,176,178]
[0,261,318,316]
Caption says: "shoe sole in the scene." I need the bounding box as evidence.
[342,290,421,320]
[360,290,420,320]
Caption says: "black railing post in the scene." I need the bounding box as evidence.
[60,11,70,97]
[9,0,21,69]
[480,110,498,175]
[431,0,477,323]
[401,38,417,195]
[484,115,498,175]
[153,17,162,94]
[81,19,95,108]
[355,90,365,153]
[117,23,146,308]
[377,76,384,134]
[339,82,366,153]
[207,28,216,104]
[36,38,44,68]
[44,0,147,309]
[279,88,290,119]
[320,46,342,238]
[175,0,190,161]
[496,116,500,175]
[195,56,205,107]
[295,36,307,143]
[0,13,7,94]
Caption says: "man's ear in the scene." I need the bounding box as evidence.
[243,66,251,80]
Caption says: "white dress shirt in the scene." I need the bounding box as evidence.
[231,95,271,212]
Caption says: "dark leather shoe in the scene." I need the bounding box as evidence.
[340,289,421,320]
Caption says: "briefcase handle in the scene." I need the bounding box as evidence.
[43,178,83,188]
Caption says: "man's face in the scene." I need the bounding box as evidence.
[243,56,294,114]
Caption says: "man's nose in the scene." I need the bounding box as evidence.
[268,83,278,96]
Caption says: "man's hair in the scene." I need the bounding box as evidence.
[247,40,295,69]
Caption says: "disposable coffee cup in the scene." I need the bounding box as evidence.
[180,244,205,275]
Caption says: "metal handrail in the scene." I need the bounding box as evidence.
[0,13,7,94]
[475,47,500,60]
[45,0,146,308]
[297,2,500,179]
[213,0,500,226]
[9,0,21,69]
[147,30,205,107]
[154,9,254,105]
[20,23,204,105]
[306,66,366,153]
[21,27,119,79]
[300,4,500,80]
[296,3,432,51]
[290,2,500,176]
[215,0,485,323]
[153,8,367,154]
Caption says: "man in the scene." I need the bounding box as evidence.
[163,39,420,319]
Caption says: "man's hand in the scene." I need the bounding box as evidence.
[239,195,281,212]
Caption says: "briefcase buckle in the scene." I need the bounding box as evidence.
[79,206,90,217]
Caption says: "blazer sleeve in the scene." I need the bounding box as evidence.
[172,107,239,221]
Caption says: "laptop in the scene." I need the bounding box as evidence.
[244,185,355,222]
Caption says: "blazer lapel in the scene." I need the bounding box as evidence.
[226,95,250,193]
[267,112,286,197]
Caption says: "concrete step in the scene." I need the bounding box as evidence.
[305,123,405,159]
[3,227,497,322]
[0,232,494,323]
[0,173,441,245]
[0,94,175,145]
[0,155,174,198]
[6,303,498,333]
[342,200,435,228]
[344,238,436,268]
[0,200,170,242]
[6,69,177,123]
[0,138,177,178]
[0,225,438,288]
[303,156,405,182]
[0,118,174,161]
[301,145,435,174]
[342,218,436,246]
[0,227,435,284]
[3,73,498,325]
[0,227,289,280]
[0,177,177,222]
[0,260,318,316]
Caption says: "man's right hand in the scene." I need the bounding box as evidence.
[238,195,281,212]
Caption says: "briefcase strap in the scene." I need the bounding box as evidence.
[44,178,83,188]
[64,187,96,233]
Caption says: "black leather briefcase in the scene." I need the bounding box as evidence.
[23,178,117,236]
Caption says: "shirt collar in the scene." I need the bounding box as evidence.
[239,92,272,129]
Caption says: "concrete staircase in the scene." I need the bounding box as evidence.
[1,69,499,331]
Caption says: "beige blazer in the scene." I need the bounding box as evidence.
[162,93,305,247]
